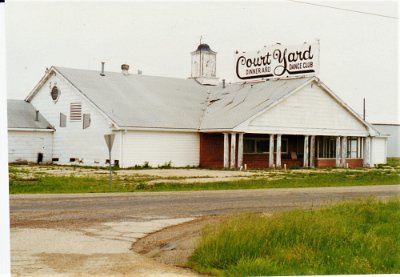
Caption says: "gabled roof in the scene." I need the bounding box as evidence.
[52,67,210,130]
[200,77,314,130]
[24,66,376,135]
[7,100,53,130]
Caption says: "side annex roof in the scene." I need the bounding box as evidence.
[7,99,53,130]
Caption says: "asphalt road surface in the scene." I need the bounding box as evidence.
[10,185,400,228]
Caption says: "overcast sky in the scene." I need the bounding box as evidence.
[5,1,399,123]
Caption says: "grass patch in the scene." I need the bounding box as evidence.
[387,157,400,167]
[10,176,110,194]
[9,174,155,194]
[188,198,400,276]
[148,170,399,191]
[8,166,400,194]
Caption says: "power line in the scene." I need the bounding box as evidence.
[287,0,399,20]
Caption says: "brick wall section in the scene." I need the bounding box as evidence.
[242,155,302,169]
[315,159,336,168]
[316,159,363,168]
[243,154,268,168]
[346,159,363,168]
[200,133,224,168]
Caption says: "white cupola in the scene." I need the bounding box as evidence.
[190,43,219,86]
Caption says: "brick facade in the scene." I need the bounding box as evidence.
[315,159,336,168]
[346,159,363,168]
[199,133,224,168]
[200,133,365,169]
[315,158,363,168]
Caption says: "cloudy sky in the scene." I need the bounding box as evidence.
[5,1,399,123]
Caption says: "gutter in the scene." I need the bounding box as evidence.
[8,128,54,132]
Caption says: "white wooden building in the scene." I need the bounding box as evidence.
[7,100,54,163]
[372,123,399,158]
[8,43,388,168]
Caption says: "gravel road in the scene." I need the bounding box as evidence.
[10,185,400,276]
[10,185,400,228]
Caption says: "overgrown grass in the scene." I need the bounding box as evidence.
[150,170,400,191]
[188,198,400,276]
[9,168,400,194]
[387,157,400,167]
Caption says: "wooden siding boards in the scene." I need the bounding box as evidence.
[371,137,387,165]
[122,131,199,167]
[8,131,53,163]
[245,83,369,136]
[29,73,120,166]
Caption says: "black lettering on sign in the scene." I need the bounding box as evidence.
[236,44,317,80]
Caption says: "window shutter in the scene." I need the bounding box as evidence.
[60,113,67,127]
[83,113,91,129]
[70,102,82,121]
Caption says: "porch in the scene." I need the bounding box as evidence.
[200,133,368,169]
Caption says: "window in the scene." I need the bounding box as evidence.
[244,138,288,154]
[51,86,60,102]
[244,139,255,153]
[347,138,360,158]
[256,140,269,153]
[60,113,67,127]
[70,102,82,121]
[83,113,91,129]
[318,137,336,158]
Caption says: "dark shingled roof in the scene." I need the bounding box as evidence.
[192,43,216,54]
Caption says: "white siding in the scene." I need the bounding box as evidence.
[246,84,369,136]
[121,131,199,167]
[8,131,53,163]
[371,137,387,165]
[372,124,400,157]
[30,73,120,166]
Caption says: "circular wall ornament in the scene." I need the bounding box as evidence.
[51,86,60,102]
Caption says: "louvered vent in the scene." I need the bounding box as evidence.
[70,102,82,121]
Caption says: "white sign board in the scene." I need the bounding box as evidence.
[235,41,319,81]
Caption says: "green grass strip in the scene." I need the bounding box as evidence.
[188,198,400,276]
[9,170,400,194]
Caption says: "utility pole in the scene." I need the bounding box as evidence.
[363,98,366,120]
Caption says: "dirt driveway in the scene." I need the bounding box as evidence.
[10,185,400,276]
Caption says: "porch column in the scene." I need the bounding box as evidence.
[310,135,315,168]
[276,134,282,168]
[223,133,229,168]
[238,133,244,169]
[341,136,347,167]
[269,134,274,168]
[360,137,364,159]
[363,137,371,167]
[303,135,309,167]
[230,133,236,169]
[335,137,341,167]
